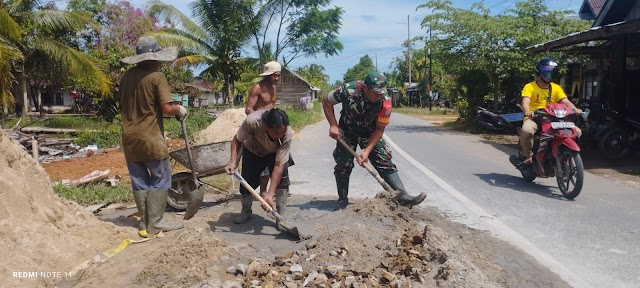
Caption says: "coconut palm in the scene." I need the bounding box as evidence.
[147,0,258,107]
[0,0,112,116]
[0,3,23,114]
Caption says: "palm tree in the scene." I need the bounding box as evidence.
[0,0,112,116]
[147,0,257,107]
[0,3,23,114]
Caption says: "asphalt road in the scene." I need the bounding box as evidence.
[290,108,640,288]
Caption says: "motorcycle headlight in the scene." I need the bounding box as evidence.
[553,109,567,118]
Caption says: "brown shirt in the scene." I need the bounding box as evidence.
[119,66,173,162]
[236,109,292,165]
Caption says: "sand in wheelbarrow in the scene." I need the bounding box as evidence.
[194,108,246,145]
[0,131,134,287]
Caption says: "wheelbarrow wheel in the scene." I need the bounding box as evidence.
[168,172,198,210]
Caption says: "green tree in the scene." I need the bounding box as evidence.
[147,0,256,107]
[295,64,328,85]
[74,1,156,97]
[343,55,375,83]
[415,0,590,116]
[251,0,344,66]
[0,2,23,114]
[0,0,112,116]
[295,63,332,97]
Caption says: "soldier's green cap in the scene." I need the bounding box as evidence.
[364,71,388,95]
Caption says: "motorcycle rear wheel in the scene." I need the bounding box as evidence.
[555,149,584,199]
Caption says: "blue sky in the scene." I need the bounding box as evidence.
[62,0,583,82]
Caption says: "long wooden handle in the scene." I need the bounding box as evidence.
[180,119,199,185]
[232,171,283,220]
[335,137,396,194]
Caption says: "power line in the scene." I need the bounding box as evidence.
[499,0,518,14]
[488,0,511,11]
[566,0,575,10]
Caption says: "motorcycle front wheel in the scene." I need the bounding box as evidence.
[598,128,633,160]
[555,148,584,199]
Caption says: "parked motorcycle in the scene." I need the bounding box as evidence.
[509,103,584,199]
[576,99,613,149]
[472,106,523,134]
[598,114,640,160]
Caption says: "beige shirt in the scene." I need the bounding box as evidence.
[119,66,173,162]
[237,109,292,165]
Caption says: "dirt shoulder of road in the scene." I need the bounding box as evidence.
[18,120,568,287]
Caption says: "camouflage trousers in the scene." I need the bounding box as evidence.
[333,131,398,178]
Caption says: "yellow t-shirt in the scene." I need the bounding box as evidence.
[521,81,567,111]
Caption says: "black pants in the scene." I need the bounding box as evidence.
[240,145,290,196]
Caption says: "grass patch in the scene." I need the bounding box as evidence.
[283,101,324,132]
[53,183,133,206]
[164,107,215,140]
[75,124,121,148]
[44,117,110,129]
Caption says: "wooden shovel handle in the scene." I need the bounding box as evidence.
[232,171,283,220]
[335,137,397,194]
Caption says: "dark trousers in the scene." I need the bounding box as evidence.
[240,145,290,196]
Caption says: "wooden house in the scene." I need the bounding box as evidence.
[276,67,320,107]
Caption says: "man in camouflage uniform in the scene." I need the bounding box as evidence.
[322,71,427,210]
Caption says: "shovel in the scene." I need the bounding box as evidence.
[180,119,205,220]
[336,137,402,201]
[232,171,310,240]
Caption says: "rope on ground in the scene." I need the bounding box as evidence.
[67,232,164,278]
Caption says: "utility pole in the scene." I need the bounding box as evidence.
[407,15,411,88]
[428,25,433,111]
[375,53,378,70]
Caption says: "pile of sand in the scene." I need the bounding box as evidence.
[0,131,134,287]
[194,108,246,145]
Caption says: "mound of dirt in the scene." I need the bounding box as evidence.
[223,196,499,287]
[134,228,232,287]
[0,131,134,287]
[194,108,246,145]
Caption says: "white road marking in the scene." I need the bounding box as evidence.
[384,134,593,288]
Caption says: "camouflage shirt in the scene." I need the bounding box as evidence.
[331,81,392,136]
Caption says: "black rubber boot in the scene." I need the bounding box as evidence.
[383,172,427,208]
[275,188,289,230]
[334,176,350,211]
[132,190,148,237]
[146,190,184,236]
[234,194,253,224]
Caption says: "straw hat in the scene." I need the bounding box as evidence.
[121,36,178,65]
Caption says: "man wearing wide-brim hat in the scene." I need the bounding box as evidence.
[120,35,186,237]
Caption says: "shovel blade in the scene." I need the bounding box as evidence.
[272,212,312,240]
[183,186,204,220]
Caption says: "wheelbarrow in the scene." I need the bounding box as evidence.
[168,131,240,219]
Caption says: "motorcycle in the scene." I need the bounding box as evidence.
[509,103,584,199]
[472,106,523,135]
[598,114,640,160]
